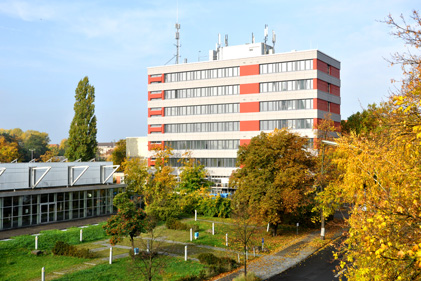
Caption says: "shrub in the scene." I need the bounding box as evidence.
[218,257,237,270]
[166,217,198,232]
[233,272,262,281]
[52,241,95,258]
[198,253,219,265]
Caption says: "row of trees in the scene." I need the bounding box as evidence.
[1,76,98,163]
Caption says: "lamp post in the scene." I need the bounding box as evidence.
[29,149,35,161]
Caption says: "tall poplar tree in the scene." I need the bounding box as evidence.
[66,76,98,161]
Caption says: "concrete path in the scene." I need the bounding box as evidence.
[215,229,345,281]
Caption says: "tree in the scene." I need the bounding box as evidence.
[341,103,381,135]
[231,129,315,236]
[103,192,146,252]
[313,113,341,239]
[66,76,98,161]
[0,133,20,162]
[230,203,258,277]
[124,157,149,193]
[144,147,178,220]
[178,151,212,193]
[58,138,68,156]
[131,215,168,281]
[23,133,50,161]
[111,139,126,172]
[322,11,421,280]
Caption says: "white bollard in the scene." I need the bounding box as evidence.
[80,229,83,242]
[109,247,113,264]
[267,223,270,232]
[237,253,240,263]
[254,247,256,257]
[212,223,215,235]
[185,245,188,261]
[35,236,38,250]
[41,267,45,281]
[195,210,197,221]
[190,228,193,241]
[225,233,228,246]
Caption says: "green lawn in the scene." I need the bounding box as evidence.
[0,246,89,281]
[54,256,206,281]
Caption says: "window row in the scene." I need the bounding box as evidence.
[168,158,237,168]
[165,121,240,134]
[260,60,313,74]
[166,140,240,150]
[165,67,239,83]
[260,99,313,112]
[260,119,314,130]
[165,85,239,99]
[260,79,313,93]
[165,103,239,116]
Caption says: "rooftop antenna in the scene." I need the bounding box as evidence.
[252,32,255,43]
[264,24,268,54]
[225,34,228,47]
[218,33,221,48]
[272,30,276,53]
[175,20,180,64]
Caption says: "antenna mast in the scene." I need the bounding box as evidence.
[175,23,180,64]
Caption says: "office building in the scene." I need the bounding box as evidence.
[147,41,340,189]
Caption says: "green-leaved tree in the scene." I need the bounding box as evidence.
[66,76,98,161]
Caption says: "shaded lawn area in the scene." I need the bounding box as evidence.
[0,245,89,281]
[54,256,206,281]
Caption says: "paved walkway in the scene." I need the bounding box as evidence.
[215,228,345,281]
[0,216,110,240]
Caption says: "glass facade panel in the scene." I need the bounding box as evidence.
[0,187,119,230]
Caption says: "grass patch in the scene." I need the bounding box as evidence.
[54,256,206,281]
[0,247,89,281]
[0,223,108,281]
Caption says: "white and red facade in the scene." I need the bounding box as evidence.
[147,43,340,187]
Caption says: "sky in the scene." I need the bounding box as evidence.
[0,0,418,144]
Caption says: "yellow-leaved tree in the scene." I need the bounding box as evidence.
[319,11,421,280]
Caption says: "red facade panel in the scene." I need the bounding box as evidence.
[240,64,260,76]
[330,103,340,114]
[240,139,251,146]
[240,102,260,113]
[148,141,164,150]
[314,59,328,73]
[331,67,340,79]
[314,79,329,93]
[330,85,340,96]
[148,74,164,84]
[148,158,155,167]
[148,108,163,118]
[240,83,260,95]
[148,91,164,101]
[148,125,164,134]
[314,118,341,132]
[313,99,329,111]
[240,120,260,131]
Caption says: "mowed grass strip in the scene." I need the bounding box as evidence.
[54,256,206,281]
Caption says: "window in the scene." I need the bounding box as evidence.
[260,79,313,93]
[165,121,240,134]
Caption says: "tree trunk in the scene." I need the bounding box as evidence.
[244,245,247,277]
[272,223,278,236]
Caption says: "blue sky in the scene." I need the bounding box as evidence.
[0,0,417,144]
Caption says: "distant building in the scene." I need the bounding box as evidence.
[147,39,341,190]
[126,137,148,159]
[97,142,116,160]
[0,161,123,231]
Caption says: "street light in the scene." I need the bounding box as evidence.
[29,149,35,161]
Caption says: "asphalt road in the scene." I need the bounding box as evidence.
[267,238,346,281]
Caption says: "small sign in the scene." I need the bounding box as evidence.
[134,248,139,255]
[262,238,264,244]
[195,232,199,239]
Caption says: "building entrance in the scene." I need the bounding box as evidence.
[40,203,56,223]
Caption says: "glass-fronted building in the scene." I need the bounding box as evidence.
[0,162,124,231]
